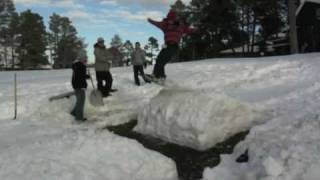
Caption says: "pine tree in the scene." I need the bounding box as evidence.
[110,34,124,67]
[7,12,19,69]
[123,40,134,66]
[18,10,48,69]
[186,0,287,57]
[147,37,159,63]
[110,34,123,48]
[48,13,86,68]
[187,0,240,58]
[0,0,16,69]
[171,0,187,18]
[48,13,61,64]
[255,0,286,41]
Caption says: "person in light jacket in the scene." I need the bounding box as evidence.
[94,37,116,97]
[131,42,150,86]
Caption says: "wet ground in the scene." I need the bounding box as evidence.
[106,120,249,180]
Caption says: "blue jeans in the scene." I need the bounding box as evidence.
[71,89,86,121]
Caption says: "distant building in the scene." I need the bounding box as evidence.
[296,0,320,52]
[220,0,320,56]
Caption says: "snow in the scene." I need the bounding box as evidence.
[1,53,320,179]
[202,54,320,179]
[135,56,312,150]
[202,114,320,180]
[0,69,177,180]
[0,120,177,180]
[135,89,265,150]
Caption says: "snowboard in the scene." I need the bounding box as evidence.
[49,91,75,101]
[144,74,166,86]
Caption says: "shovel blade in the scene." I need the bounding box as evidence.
[89,89,104,106]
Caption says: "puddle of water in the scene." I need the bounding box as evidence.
[106,120,249,180]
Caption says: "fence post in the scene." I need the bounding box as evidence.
[14,73,17,120]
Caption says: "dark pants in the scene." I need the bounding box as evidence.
[71,89,86,121]
[153,43,179,78]
[96,71,113,95]
[133,65,149,85]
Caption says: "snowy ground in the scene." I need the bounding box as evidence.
[201,54,320,179]
[0,68,176,180]
[1,53,320,179]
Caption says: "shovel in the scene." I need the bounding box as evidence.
[88,70,104,107]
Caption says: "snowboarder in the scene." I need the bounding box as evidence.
[94,37,117,97]
[70,51,90,122]
[147,9,195,81]
[131,42,151,86]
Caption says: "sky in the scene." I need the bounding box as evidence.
[13,0,191,63]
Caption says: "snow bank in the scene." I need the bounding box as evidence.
[0,120,178,180]
[202,114,320,180]
[135,88,265,150]
[202,54,320,180]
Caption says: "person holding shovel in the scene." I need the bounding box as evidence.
[94,37,117,97]
[70,50,90,122]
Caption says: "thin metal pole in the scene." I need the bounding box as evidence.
[14,73,17,120]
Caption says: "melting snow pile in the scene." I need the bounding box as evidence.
[135,88,264,150]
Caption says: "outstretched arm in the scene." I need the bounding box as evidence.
[147,18,165,30]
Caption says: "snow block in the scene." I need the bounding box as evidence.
[135,88,261,151]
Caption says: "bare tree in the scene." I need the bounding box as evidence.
[288,0,298,54]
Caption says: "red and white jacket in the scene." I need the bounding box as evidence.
[148,11,194,45]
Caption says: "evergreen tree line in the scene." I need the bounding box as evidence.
[173,0,289,61]
[1,0,297,69]
[121,36,159,66]
[95,34,159,67]
[0,0,86,70]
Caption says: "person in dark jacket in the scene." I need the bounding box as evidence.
[71,51,90,122]
[131,42,151,86]
[147,9,195,80]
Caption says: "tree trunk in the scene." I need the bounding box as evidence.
[151,48,153,63]
[11,46,15,69]
[192,45,196,60]
[246,8,250,53]
[289,0,299,54]
[251,14,257,53]
[241,7,245,55]
[4,46,8,69]
[11,38,15,69]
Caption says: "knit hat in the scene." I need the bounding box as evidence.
[97,37,104,43]
[77,49,88,61]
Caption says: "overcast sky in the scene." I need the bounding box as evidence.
[13,0,191,62]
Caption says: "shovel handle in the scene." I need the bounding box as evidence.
[88,70,96,90]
